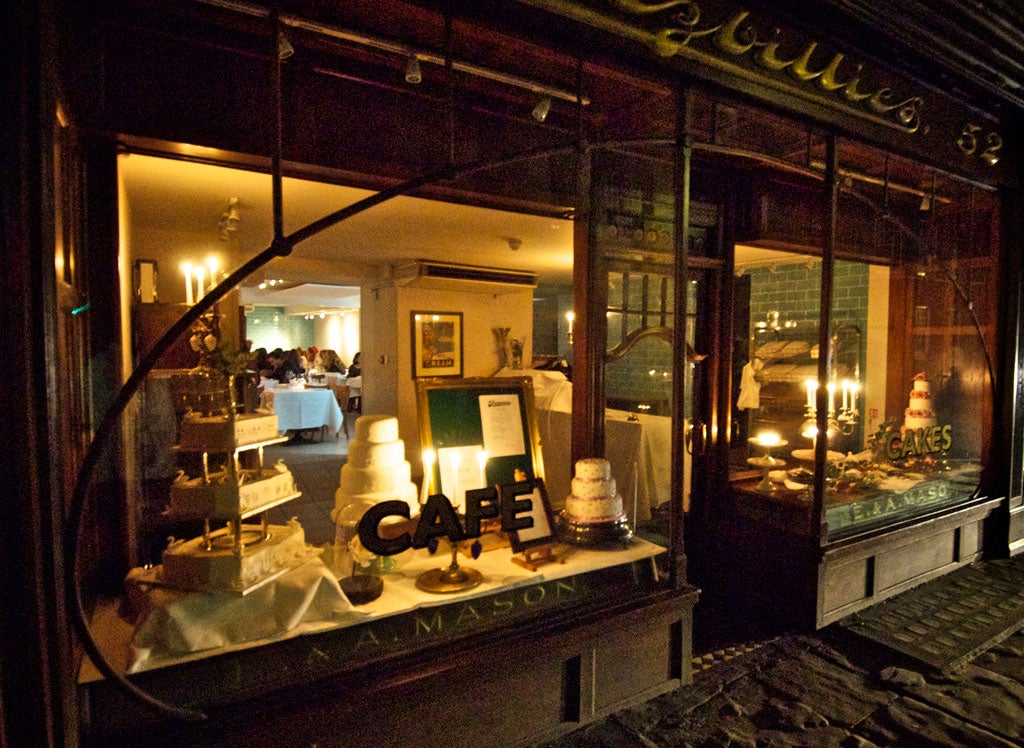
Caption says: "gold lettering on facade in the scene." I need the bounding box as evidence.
[491,594,514,615]
[554,578,577,597]
[603,0,924,132]
[354,627,382,651]
[958,122,1003,166]
[523,585,547,604]
[415,610,444,636]
[455,604,483,627]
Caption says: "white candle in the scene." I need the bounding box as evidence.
[476,450,488,488]
[841,380,850,411]
[182,262,194,305]
[449,452,461,508]
[827,381,836,415]
[805,379,818,411]
[420,449,435,506]
[195,266,205,299]
[850,382,860,412]
[206,257,219,290]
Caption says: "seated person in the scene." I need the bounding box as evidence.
[314,348,346,374]
[267,348,304,382]
[346,351,362,411]
[346,351,362,379]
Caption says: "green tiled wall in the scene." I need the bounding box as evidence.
[245,306,314,351]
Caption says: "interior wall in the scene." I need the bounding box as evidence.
[315,311,360,368]
[361,282,534,476]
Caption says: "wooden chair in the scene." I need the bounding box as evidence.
[330,383,351,440]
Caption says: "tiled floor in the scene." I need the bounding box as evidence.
[264,435,349,546]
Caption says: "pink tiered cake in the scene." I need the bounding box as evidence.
[904,372,937,430]
[559,457,632,545]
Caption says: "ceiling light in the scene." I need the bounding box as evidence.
[532,96,552,123]
[405,54,422,84]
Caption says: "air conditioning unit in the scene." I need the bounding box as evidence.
[390,260,537,292]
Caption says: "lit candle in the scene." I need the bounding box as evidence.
[841,380,850,411]
[756,431,781,447]
[195,265,205,299]
[449,452,461,509]
[206,257,220,290]
[827,381,836,415]
[476,450,488,488]
[850,381,860,412]
[181,262,194,305]
[420,449,435,506]
[805,379,818,411]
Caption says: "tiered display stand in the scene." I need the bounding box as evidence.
[131,375,311,595]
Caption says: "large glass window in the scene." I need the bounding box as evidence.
[728,141,998,541]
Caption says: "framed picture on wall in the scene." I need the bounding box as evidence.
[411,311,463,378]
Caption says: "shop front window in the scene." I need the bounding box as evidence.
[729,142,997,541]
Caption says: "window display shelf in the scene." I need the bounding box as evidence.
[81,537,667,679]
[731,459,983,540]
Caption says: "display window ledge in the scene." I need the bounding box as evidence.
[730,469,988,542]
[79,538,668,699]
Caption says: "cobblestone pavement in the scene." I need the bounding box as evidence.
[542,558,1024,747]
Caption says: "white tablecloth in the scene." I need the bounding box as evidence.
[605,409,675,514]
[260,388,344,433]
[536,407,675,521]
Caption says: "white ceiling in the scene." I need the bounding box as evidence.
[119,153,802,311]
[119,153,575,310]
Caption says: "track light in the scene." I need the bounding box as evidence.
[277,32,294,60]
[532,96,552,123]
[405,54,422,84]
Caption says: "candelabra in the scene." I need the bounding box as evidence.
[803,378,860,439]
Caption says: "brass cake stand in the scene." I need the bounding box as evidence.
[415,542,482,593]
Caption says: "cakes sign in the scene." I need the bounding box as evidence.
[885,373,951,460]
[358,485,536,556]
[884,424,952,460]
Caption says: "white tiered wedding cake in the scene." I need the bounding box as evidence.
[332,415,419,581]
[157,401,312,593]
[162,518,311,593]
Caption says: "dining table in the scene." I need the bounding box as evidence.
[259,386,344,436]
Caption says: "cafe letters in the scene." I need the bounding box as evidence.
[358,483,536,556]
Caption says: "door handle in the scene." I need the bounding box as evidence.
[686,420,707,456]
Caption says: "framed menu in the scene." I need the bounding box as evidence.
[415,377,545,500]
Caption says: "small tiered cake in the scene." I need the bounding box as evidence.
[904,373,937,430]
[167,460,297,519]
[564,458,627,524]
[332,415,419,579]
[161,518,313,593]
[178,410,281,451]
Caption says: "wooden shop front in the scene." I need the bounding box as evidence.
[51,0,1022,745]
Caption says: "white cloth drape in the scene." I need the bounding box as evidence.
[737,358,763,411]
